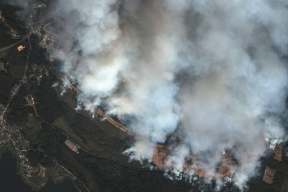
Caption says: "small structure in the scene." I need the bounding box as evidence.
[17,45,25,51]
[273,144,282,162]
[38,166,46,178]
[64,139,79,154]
[263,166,276,184]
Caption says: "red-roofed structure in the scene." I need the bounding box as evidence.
[263,166,276,184]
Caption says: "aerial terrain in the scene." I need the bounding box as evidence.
[0,0,288,192]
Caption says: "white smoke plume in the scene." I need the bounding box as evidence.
[9,0,288,188]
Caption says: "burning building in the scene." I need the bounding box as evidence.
[263,166,276,184]
[152,137,266,180]
[273,144,282,162]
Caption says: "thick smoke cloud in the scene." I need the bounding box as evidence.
[9,0,288,187]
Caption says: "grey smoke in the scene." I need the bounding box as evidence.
[5,0,36,8]
[9,0,288,187]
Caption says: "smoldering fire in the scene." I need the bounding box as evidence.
[9,0,288,188]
